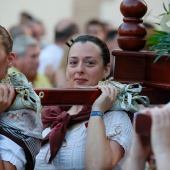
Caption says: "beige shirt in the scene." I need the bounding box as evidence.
[9,67,53,88]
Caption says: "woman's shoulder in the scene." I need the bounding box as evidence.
[103,110,133,133]
[104,110,131,121]
[104,110,133,155]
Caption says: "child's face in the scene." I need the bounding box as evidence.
[0,42,9,80]
[0,39,15,80]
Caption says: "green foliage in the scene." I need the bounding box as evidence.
[147,30,170,62]
[163,2,169,13]
[145,2,170,63]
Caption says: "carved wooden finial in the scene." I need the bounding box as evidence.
[118,0,147,51]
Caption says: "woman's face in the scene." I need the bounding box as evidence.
[66,41,110,88]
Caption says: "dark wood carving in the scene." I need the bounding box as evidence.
[113,0,170,135]
[118,0,147,51]
[112,50,170,90]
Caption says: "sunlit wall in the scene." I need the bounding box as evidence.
[0,0,167,42]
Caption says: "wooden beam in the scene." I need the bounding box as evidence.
[34,88,170,106]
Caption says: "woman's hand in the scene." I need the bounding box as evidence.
[92,85,118,113]
[0,84,15,114]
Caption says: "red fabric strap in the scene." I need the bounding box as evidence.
[41,105,91,163]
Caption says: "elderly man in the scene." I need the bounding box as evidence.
[9,35,52,88]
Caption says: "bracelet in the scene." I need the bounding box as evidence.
[90,111,104,119]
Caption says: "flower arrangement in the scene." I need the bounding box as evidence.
[147,1,170,62]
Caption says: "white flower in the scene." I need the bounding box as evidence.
[166,20,170,27]
[160,14,170,32]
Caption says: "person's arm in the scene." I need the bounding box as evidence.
[0,84,15,114]
[85,116,124,170]
[0,84,16,170]
[1,161,16,170]
[85,85,124,170]
[0,157,5,170]
[126,108,153,170]
[150,104,170,170]
[126,104,170,170]
[126,132,151,170]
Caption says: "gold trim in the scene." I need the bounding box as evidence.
[39,91,44,99]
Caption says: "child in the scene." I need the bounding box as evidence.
[0,25,43,170]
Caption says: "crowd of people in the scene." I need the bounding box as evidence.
[0,11,169,170]
[7,12,120,88]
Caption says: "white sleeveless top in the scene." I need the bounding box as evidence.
[35,110,133,170]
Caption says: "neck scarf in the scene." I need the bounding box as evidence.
[41,105,91,163]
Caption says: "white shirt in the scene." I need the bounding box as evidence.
[35,110,133,170]
[0,135,26,170]
[38,43,64,73]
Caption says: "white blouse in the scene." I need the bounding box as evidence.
[35,110,133,170]
[0,135,26,170]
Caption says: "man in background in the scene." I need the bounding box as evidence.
[9,35,52,88]
[85,19,106,42]
[105,30,119,79]
[38,18,79,86]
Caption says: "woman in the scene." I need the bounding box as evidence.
[35,35,133,170]
[0,25,43,170]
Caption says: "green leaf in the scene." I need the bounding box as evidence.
[154,55,163,62]
[154,30,168,36]
[153,47,170,62]
[158,13,167,17]
[145,3,170,63]
[155,42,170,46]
[155,49,167,55]
[146,40,159,45]
[166,54,170,61]
[146,33,168,45]
[155,23,161,26]
[154,51,166,63]
[163,2,168,13]
[149,42,170,51]
[158,37,170,42]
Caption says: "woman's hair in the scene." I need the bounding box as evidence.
[68,35,110,66]
[0,25,13,55]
